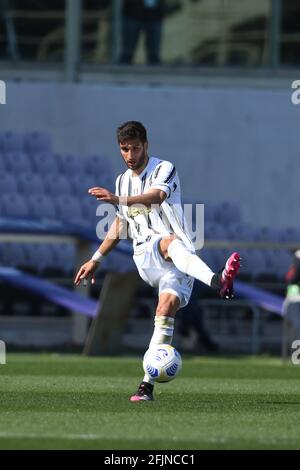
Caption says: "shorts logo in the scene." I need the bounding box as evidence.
[128,206,152,218]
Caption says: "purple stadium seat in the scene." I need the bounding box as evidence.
[57,154,86,176]
[4,151,33,173]
[238,248,267,279]
[24,131,52,154]
[53,195,84,224]
[27,194,56,219]
[44,174,72,196]
[0,173,19,195]
[17,173,45,195]
[1,194,30,218]
[0,131,25,153]
[31,152,59,174]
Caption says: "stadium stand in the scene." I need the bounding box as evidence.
[0,130,297,354]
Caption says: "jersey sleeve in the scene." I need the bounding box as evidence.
[115,174,125,219]
[149,161,177,198]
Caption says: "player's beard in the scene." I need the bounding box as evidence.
[126,149,148,172]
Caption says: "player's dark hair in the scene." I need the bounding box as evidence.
[117,121,147,144]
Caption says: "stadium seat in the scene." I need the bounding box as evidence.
[0,131,25,153]
[226,223,255,241]
[70,174,99,197]
[204,222,227,241]
[24,131,52,154]
[254,226,281,242]
[53,195,84,224]
[44,174,72,196]
[1,194,29,218]
[0,153,6,172]
[279,227,300,243]
[24,243,56,274]
[214,201,242,225]
[50,243,76,277]
[31,152,59,174]
[57,153,86,176]
[0,173,19,196]
[4,151,33,173]
[27,194,57,219]
[85,155,114,188]
[0,243,28,267]
[17,173,45,195]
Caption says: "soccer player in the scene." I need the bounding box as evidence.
[74,121,241,402]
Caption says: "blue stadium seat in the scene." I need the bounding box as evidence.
[238,248,267,279]
[31,152,59,174]
[51,243,76,276]
[53,195,84,224]
[0,243,28,267]
[0,153,6,172]
[85,154,108,174]
[24,243,56,274]
[24,131,52,154]
[0,131,25,153]
[204,222,227,241]
[0,173,19,195]
[214,201,242,225]
[27,194,56,219]
[70,174,100,197]
[4,151,33,173]
[254,226,281,242]
[1,194,30,218]
[44,174,72,196]
[17,173,45,195]
[226,223,255,241]
[279,227,300,242]
[57,154,86,176]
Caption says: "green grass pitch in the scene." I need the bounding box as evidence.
[0,354,300,450]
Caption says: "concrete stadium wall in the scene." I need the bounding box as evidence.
[0,80,298,228]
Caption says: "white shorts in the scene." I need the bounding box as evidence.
[132,235,194,309]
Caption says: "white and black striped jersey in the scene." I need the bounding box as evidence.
[115,157,195,251]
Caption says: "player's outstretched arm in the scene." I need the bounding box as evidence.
[88,187,166,207]
[74,216,127,286]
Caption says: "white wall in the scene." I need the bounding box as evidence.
[0,80,298,228]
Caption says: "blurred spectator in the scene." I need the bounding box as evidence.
[286,249,300,297]
[119,0,165,65]
[0,0,19,60]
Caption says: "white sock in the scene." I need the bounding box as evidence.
[167,238,214,287]
[143,316,175,385]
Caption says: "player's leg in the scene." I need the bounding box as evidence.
[130,292,180,402]
[160,236,241,299]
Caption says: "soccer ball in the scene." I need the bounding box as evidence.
[143,344,182,383]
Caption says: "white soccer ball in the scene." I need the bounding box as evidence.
[143,344,182,383]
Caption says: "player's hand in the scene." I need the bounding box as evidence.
[74,260,98,286]
[88,187,118,205]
